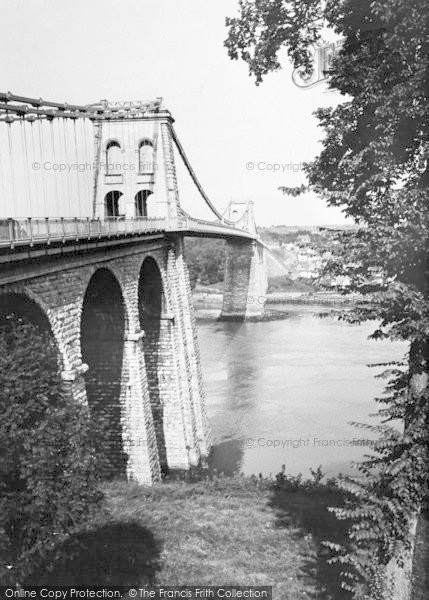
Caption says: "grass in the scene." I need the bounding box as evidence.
[31,474,351,600]
[105,478,317,597]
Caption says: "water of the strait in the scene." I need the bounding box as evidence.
[196,304,406,478]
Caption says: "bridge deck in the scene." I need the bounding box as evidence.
[0,216,257,252]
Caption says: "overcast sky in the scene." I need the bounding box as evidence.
[0,0,349,226]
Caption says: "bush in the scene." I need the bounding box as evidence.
[0,313,103,584]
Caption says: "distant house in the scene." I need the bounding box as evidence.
[297,234,311,245]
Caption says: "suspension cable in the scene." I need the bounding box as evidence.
[169,123,234,225]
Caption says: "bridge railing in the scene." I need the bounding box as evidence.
[102,217,168,236]
[179,214,255,239]
[0,217,168,247]
[0,215,257,248]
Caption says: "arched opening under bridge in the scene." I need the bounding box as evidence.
[80,268,127,480]
[138,257,168,476]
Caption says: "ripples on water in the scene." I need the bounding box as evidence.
[196,304,407,478]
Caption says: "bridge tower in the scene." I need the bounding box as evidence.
[220,201,268,319]
[92,101,183,224]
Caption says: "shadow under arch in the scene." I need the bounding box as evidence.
[138,257,169,476]
[80,268,127,480]
[0,290,53,328]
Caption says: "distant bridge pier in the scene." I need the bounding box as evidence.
[220,239,268,320]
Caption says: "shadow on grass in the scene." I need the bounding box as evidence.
[269,481,353,600]
[411,508,429,600]
[28,521,161,586]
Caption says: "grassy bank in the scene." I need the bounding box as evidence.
[31,475,351,599]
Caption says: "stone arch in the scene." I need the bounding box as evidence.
[0,287,68,370]
[80,267,128,479]
[0,292,64,419]
[138,256,168,474]
[139,252,170,310]
[85,263,133,332]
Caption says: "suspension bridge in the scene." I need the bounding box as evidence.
[0,91,268,483]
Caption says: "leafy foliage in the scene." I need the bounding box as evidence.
[225,0,323,84]
[277,184,309,197]
[0,313,102,584]
[185,238,226,289]
[226,0,429,594]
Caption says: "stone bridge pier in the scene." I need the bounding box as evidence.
[0,233,212,485]
[220,239,268,320]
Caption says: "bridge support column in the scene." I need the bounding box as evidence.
[165,237,212,469]
[145,313,192,473]
[220,239,268,320]
[121,331,161,484]
[174,237,212,460]
[60,363,89,409]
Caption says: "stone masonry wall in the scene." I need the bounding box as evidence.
[0,236,212,483]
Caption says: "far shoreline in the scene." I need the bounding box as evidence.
[193,287,359,319]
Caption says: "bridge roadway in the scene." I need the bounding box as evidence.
[0,215,257,259]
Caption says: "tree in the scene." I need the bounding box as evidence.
[0,313,102,584]
[226,0,428,594]
[185,238,226,288]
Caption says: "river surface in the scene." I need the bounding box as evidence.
[196,304,407,479]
